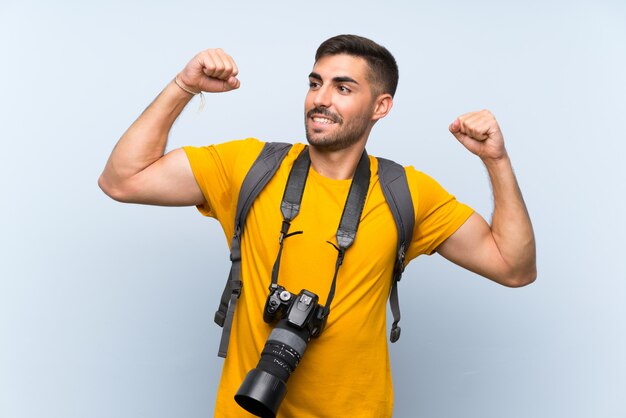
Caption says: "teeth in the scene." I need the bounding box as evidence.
[313,117,334,124]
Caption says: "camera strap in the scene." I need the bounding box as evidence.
[269,147,311,287]
[270,147,371,319]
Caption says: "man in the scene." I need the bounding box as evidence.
[99,35,535,417]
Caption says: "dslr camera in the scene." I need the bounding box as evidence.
[234,285,327,417]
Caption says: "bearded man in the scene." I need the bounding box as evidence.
[99,34,536,417]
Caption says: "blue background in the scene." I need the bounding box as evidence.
[1,1,625,417]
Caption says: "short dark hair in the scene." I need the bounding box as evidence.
[315,34,399,97]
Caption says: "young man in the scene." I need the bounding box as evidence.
[99,35,535,417]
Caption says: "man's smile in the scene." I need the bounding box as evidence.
[306,107,342,126]
[312,116,335,124]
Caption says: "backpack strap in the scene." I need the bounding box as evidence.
[215,142,292,358]
[377,157,415,343]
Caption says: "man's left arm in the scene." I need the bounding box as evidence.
[436,110,536,287]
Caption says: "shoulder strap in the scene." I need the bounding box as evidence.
[377,157,415,343]
[215,141,292,358]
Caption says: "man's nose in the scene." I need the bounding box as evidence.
[313,85,332,108]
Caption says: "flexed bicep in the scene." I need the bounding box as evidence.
[99,148,205,207]
[436,212,532,288]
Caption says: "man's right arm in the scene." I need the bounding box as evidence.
[98,48,240,206]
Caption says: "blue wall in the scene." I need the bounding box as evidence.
[1,1,625,417]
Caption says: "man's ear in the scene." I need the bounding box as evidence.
[371,93,393,122]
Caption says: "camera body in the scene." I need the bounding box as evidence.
[263,285,326,338]
[235,286,328,417]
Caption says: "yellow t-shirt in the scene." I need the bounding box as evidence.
[184,138,473,418]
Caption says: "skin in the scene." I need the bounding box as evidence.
[305,56,382,151]
[99,48,536,287]
[304,54,392,179]
[441,112,536,287]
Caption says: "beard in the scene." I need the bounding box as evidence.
[304,107,371,152]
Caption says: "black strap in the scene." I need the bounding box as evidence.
[323,151,370,315]
[270,148,311,287]
[270,148,371,319]
[377,157,415,342]
[280,148,311,221]
[215,142,292,358]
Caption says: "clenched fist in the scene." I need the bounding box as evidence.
[177,48,240,94]
[449,109,507,162]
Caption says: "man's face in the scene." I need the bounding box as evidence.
[304,54,377,152]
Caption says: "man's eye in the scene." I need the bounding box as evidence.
[309,81,320,89]
[338,85,351,93]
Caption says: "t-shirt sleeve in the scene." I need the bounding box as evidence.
[182,138,265,222]
[405,167,474,259]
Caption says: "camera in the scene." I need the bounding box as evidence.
[234,285,327,417]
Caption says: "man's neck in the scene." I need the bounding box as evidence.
[308,142,367,180]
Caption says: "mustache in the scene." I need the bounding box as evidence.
[306,107,342,123]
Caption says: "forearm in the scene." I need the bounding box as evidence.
[99,80,193,189]
[484,154,536,283]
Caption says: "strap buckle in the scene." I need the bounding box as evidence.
[395,245,407,282]
[214,310,226,327]
[229,280,243,295]
[390,325,401,343]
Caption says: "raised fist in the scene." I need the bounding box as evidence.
[177,48,240,94]
[449,109,507,162]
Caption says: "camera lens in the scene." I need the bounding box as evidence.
[234,318,310,417]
